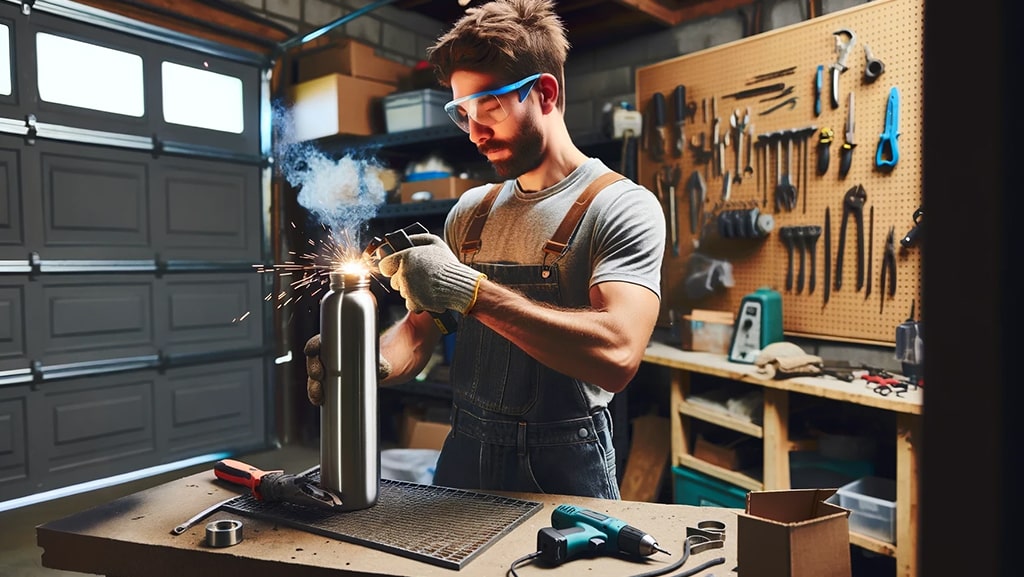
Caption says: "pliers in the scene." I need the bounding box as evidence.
[214,459,343,510]
[879,226,897,311]
[835,184,867,291]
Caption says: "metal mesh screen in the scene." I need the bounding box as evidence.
[222,469,543,570]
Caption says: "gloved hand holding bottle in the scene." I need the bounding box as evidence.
[303,334,391,405]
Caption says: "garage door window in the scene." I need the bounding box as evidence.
[161,61,243,133]
[36,32,144,116]
[0,23,9,96]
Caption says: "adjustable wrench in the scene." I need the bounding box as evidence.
[830,29,856,109]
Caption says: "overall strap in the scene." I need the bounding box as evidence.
[459,182,504,258]
[542,170,625,257]
[459,170,626,260]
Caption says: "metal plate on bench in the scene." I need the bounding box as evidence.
[222,469,542,570]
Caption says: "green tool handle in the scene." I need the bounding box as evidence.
[536,524,608,564]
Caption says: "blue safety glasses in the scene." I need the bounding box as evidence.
[443,73,541,133]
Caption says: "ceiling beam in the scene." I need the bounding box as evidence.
[612,0,754,26]
[74,0,291,54]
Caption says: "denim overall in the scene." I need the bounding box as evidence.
[431,171,624,499]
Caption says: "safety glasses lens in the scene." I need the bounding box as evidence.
[447,94,507,133]
[444,74,540,133]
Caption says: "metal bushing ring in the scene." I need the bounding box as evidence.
[686,519,727,554]
[206,519,243,548]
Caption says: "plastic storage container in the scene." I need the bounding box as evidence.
[384,89,449,132]
[830,476,897,544]
[672,465,748,509]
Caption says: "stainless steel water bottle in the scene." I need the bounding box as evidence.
[319,268,379,510]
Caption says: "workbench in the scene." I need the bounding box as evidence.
[36,469,738,577]
[642,340,921,577]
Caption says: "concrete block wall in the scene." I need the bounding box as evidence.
[232,0,445,66]
[233,0,867,137]
[234,0,893,369]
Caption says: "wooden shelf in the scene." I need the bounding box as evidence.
[675,453,762,492]
[850,531,898,557]
[648,338,921,577]
[677,401,762,438]
[646,340,923,415]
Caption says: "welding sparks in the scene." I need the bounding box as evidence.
[234,223,390,324]
[235,104,389,325]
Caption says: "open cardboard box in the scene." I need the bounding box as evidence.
[737,488,852,577]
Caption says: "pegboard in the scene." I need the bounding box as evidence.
[637,0,923,346]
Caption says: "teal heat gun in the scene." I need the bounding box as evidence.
[536,504,670,564]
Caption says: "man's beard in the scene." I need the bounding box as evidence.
[479,118,544,180]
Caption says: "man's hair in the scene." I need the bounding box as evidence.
[426,0,570,110]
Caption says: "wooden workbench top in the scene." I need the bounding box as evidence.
[644,341,923,415]
[37,470,738,577]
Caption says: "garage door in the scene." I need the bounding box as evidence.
[0,1,273,502]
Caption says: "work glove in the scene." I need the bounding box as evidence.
[753,341,823,379]
[377,233,486,315]
[303,334,391,406]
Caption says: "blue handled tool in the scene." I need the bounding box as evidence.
[814,65,823,117]
[876,86,900,169]
[537,504,669,564]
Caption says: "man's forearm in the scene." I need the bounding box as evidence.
[378,311,440,386]
[466,279,658,393]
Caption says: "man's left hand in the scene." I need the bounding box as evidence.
[378,233,486,314]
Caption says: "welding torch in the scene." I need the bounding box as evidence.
[363,222,458,335]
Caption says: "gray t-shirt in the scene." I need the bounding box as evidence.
[443,158,666,406]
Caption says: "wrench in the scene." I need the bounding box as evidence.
[172,496,236,535]
[831,28,857,109]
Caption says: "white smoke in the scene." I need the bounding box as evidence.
[273,102,386,249]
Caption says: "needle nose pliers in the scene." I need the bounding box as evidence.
[879,226,897,311]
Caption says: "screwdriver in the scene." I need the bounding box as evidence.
[839,92,856,178]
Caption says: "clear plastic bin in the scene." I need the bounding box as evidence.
[829,476,897,544]
[383,89,449,132]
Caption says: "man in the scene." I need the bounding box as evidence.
[306,0,665,499]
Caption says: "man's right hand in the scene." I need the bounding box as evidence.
[303,334,391,406]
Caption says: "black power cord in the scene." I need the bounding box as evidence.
[507,551,541,577]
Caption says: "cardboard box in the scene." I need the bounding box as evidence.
[399,177,486,203]
[294,39,412,85]
[681,309,735,354]
[287,73,394,140]
[737,489,852,577]
[401,407,451,450]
